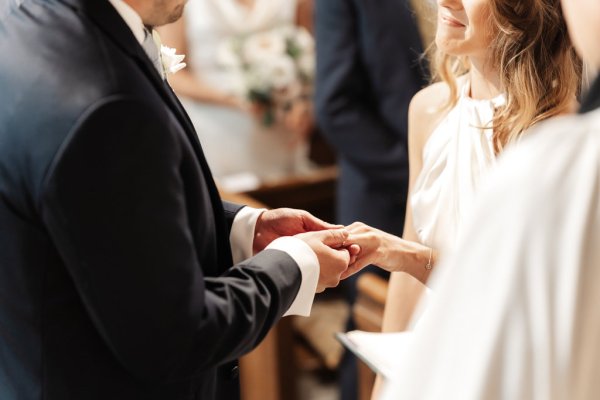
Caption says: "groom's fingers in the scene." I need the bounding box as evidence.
[302,211,342,231]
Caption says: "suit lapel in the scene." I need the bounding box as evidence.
[66,0,219,171]
[60,0,209,163]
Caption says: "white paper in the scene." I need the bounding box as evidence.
[336,330,413,379]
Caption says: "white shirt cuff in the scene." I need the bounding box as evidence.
[266,236,319,317]
[229,206,266,264]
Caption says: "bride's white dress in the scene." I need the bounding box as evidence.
[400,80,505,322]
[181,0,309,189]
[370,80,507,398]
[411,80,506,254]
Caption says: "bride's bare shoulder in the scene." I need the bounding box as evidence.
[408,80,453,147]
[410,81,452,116]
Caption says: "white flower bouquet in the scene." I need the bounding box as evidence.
[217,25,315,126]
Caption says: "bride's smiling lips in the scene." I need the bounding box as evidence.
[440,13,466,28]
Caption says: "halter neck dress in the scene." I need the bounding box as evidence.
[411,80,506,253]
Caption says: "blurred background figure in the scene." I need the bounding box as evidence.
[315,0,429,398]
[159,0,316,192]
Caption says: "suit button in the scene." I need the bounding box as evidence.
[229,365,239,380]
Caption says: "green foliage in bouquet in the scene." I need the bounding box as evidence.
[248,88,275,126]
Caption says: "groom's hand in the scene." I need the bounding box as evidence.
[295,229,351,292]
[253,208,341,254]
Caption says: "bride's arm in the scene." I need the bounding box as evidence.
[157,18,243,109]
[344,222,435,283]
[381,82,451,312]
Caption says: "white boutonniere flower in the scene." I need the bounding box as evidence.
[160,45,187,75]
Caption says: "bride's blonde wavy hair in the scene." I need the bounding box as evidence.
[429,0,581,153]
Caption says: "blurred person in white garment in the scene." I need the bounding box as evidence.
[159,0,315,189]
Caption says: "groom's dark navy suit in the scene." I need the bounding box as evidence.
[0,0,303,399]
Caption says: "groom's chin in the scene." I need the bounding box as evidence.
[166,2,186,24]
[147,0,188,27]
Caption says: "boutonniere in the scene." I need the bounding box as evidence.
[160,45,187,76]
[150,30,187,77]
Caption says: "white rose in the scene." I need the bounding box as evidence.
[273,24,296,39]
[246,65,272,94]
[297,52,315,80]
[243,30,286,64]
[260,55,297,90]
[160,45,186,75]
[245,55,297,96]
[293,27,314,54]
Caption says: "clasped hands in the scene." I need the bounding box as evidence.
[253,208,426,292]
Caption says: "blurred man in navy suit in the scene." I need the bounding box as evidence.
[315,0,428,398]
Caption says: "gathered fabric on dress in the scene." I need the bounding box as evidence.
[181,0,308,187]
[411,80,506,254]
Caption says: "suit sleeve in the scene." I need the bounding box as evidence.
[222,200,244,232]
[315,0,424,184]
[40,97,301,382]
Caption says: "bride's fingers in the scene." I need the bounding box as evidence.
[347,243,361,256]
[340,262,366,280]
[346,233,378,250]
[345,221,369,232]
[340,256,376,280]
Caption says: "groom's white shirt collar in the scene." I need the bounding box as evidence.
[108,0,145,44]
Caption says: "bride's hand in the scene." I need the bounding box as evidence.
[341,222,395,277]
[341,222,431,280]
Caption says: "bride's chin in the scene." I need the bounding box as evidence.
[434,37,465,57]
